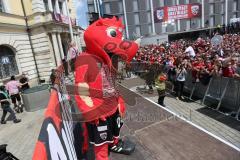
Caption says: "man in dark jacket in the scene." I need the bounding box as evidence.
[19,72,30,92]
[0,84,21,124]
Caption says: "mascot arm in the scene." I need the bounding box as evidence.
[75,55,100,109]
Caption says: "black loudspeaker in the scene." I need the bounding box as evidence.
[0,144,19,160]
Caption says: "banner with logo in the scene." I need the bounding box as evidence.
[32,65,87,160]
[230,17,240,24]
[52,13,76,26]
[154,3,201,23]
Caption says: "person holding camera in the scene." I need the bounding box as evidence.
[175,62,187,100]
[0,84,21,124]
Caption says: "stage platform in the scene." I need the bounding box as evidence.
[0,77,239,160]
[110,82,240,159]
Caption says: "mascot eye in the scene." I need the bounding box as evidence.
[107,28,117,38]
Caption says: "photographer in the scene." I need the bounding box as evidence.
[0,84,21,124]
[175,62,187,100]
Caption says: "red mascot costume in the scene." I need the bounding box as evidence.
[74,17,140,160]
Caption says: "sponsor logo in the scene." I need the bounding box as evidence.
[191,5,199,15]
[100,132,107,140]
[156,9,164,20]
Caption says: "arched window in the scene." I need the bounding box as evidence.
[0,0,5,12]
[0,45,19,79]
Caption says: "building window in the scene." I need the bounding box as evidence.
[210,4,214,14]
[148,25,152,34]
[164,0,174,6]
[134,13,139,24]
[133,0,138,11]
[221,2,224,14]
[135,26,141,37]
[145,0,150,10]
[147,12,151,23]
[0,0,5,12]
[210,16,214,27]
[0,45,19,79]
[221,15,224,25]
[233,0,237,11]
[105,3,110,14]
[118,2,123,13]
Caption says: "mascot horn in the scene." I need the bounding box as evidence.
[74,16,141,160]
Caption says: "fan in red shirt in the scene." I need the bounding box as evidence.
[222,61,236,77]
[192,57,205,82]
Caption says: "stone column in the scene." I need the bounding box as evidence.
[73,34,78,46]
[55,0,60,13]
[57,33,65,59]
[32,0,45,13]
[47,33,57,67]
[75,34,82,52]
[62,0,68,15]
[52,33,62,66]
[48,0,53,11]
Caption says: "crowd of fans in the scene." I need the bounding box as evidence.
[134,32,240,82]
[131,31,240,101]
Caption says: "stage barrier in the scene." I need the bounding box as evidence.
[184,72,240,120]
[128,62,240,120]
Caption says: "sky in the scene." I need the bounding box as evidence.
[75,0,89,29]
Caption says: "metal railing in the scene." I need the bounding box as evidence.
[126,62,240,121]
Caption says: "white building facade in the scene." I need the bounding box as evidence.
[0,0,83,85]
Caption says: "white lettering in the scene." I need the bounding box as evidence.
[62,128,75,160]
[47,123,67,160]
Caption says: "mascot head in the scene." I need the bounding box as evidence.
[84,17,140,66]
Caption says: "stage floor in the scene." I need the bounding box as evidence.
[110,84,240,160]
[0,78,239,159]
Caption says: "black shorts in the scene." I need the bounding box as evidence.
[86,111,123,146]
[10,94,21,104]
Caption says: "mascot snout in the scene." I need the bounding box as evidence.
[84,16,141,66]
